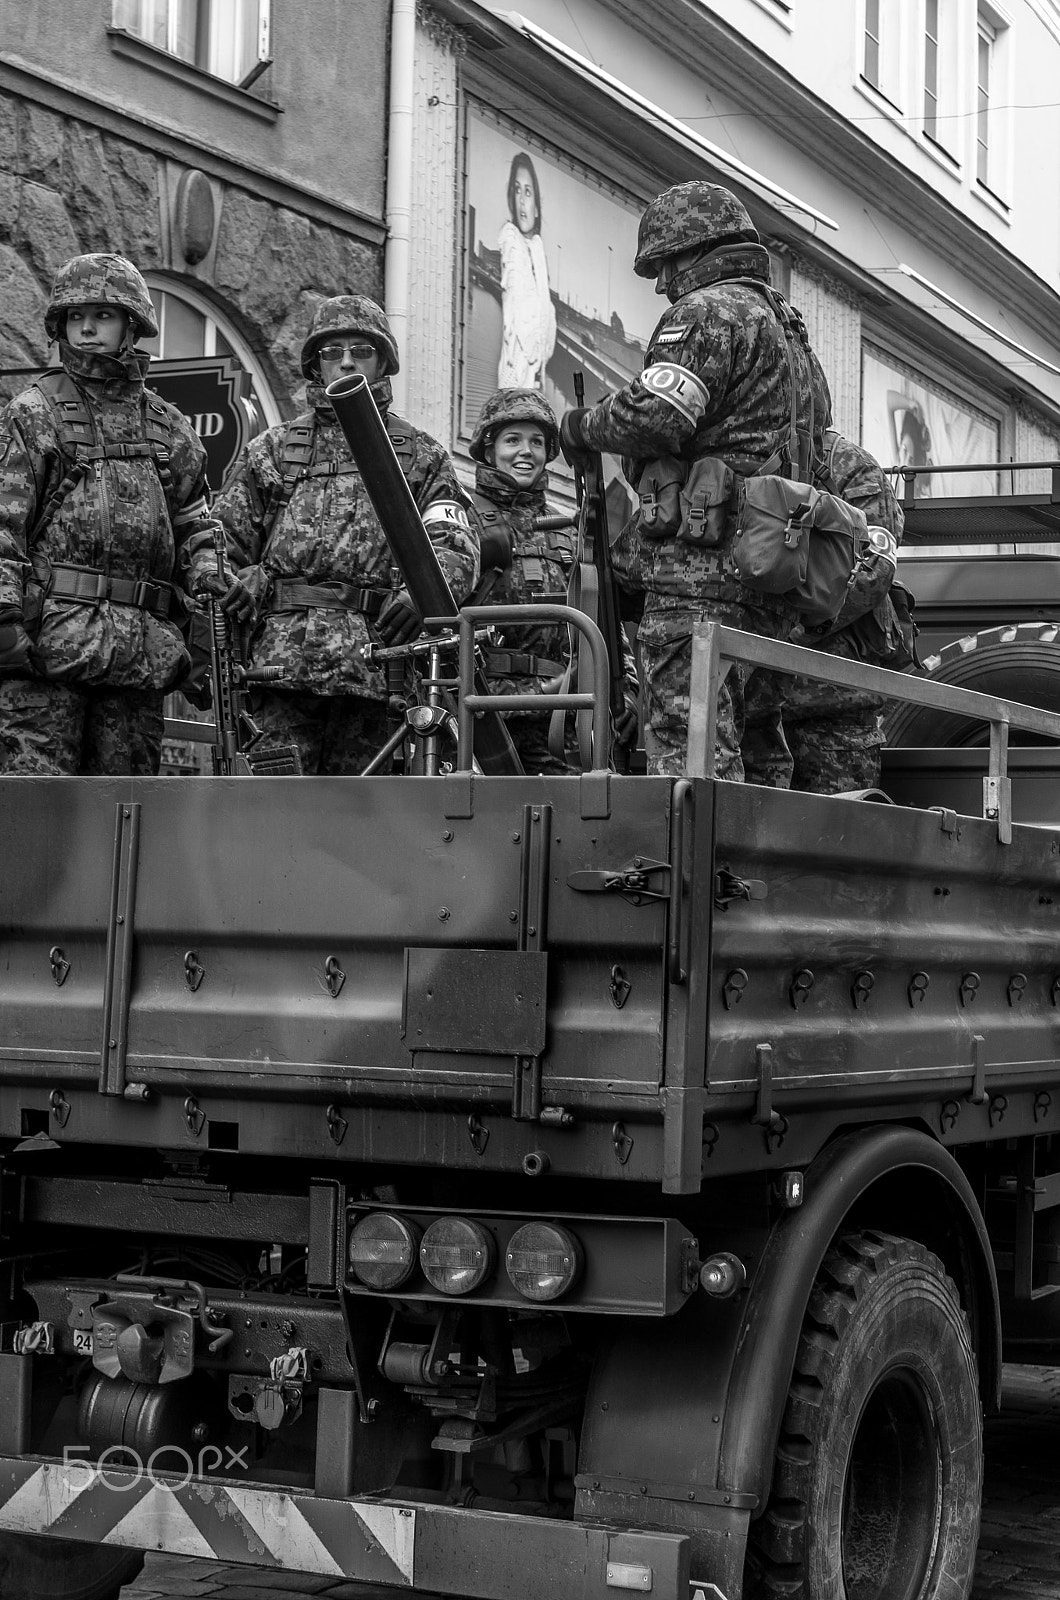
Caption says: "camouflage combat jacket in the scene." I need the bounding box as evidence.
[0,345,215,690]
[579,243,822,611]
[215,379,477,699]
[469,464,575,706]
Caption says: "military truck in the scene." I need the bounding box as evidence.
[3,443,1060,1600]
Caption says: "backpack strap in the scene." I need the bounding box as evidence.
[28,371,98,542]
[30,372,181,541]
[725,277,815,483]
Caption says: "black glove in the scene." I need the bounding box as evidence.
[559,408,591,467]
[376,589,423,647]
[192,565,236,602]
[220,564,271,625]
[0,620,37,678]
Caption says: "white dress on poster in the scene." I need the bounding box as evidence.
[498,222,556,389]
[499,152,560,390]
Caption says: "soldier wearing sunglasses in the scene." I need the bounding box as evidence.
[211,296,477,774]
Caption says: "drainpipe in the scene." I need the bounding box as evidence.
[385,0,416,413]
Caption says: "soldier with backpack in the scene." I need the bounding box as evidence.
[0,253,221,775]
[558,181,831,784]
[785,428,911,794]
[212,296,477,775]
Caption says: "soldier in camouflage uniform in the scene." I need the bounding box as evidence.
[467,389,637,774]
[0,253,220,775]
[560,182,829,783]
[786,429,904,793]
[213,296,478,775]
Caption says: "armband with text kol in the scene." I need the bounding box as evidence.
[640,363,709,427]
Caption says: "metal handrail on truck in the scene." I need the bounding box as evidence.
[685,619,1060,844]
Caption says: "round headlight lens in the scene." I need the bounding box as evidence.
[348,1212,420,1291]
[419,1217,495,1295]
[505,1222,582,1302]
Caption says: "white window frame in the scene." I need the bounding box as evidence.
[111,0,271,88]
[859,0,906,114]
[973,2,1012,208]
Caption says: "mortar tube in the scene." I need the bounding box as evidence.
[326,373,458,624]
[324,372,523,776]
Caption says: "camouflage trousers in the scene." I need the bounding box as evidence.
[251,688,389,776]
[638,599,794,784]
[785,635,884,794]
[787,709,884,794]
[509,712,580,776]
[0,677,164,775]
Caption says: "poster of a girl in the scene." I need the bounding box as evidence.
[497,151,556,388]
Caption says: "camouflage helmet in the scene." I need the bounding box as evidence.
[300,295,400,379]
[633,182,757,278]
[469,388,559,463]
[45,254,158,341]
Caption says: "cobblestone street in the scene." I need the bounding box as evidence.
[113,1365,1060,1600]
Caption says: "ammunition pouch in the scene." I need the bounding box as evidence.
[268,580,386,619]
[636,456,685,540]
[731,478,863,624]
[678,457,736,547]
[836,580,919,671]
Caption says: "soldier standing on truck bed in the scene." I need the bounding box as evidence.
[466,387,638,773]
[558,181,830,783]
[785,428,910,794]
[0,253,221,776]
[212,296,478,776]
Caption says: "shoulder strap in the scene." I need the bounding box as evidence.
[141,388,177,514]
[28,372,98,542]
[726,277,814,483]
[385,412,416,478]
[467,489,502,525]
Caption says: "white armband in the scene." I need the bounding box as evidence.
[423,499,472,542]
[640,363,709,427]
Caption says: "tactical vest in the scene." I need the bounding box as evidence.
[30,369,177,542]
[467,489,574,598]
[255,410,416,550]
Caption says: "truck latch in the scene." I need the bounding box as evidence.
[714,869,767,908]
[567,856,670,906]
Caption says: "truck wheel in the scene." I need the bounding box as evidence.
[745,1231,982,1600]
[0,1533,143,1600]
[884,622,1060,746]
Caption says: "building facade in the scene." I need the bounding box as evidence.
[401,0,1060,528]
[0,0,387,422]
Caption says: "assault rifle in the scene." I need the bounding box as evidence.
[571,371,630,773]
[208,532,300,776]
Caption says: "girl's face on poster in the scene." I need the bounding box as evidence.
[512,165,538,235]
[488,423,548,485]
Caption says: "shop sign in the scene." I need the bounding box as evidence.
[148,355,255,490]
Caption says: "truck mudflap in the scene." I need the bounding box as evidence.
[0,1456,692,1600]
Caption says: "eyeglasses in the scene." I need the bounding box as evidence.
[316,341,378,362]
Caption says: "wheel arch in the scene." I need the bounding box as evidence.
[718,1123,1000,1510]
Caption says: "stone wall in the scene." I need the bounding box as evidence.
[0,91,382,413]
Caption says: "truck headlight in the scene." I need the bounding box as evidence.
[505,1222,582,1301]
[419,1217,495,1295]
[348,1213,420,1291]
